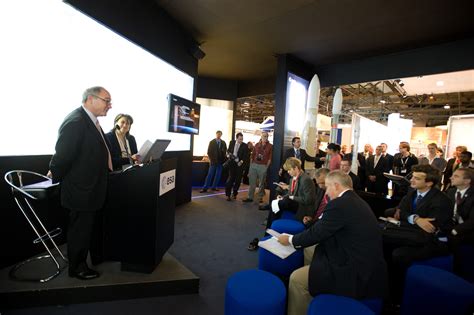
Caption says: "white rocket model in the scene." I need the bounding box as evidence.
[301,74,320,155]
[329,88,343,144]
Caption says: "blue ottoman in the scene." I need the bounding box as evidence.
[258,235,304,277]
[225,269,286,315]
[281,210,297,220]
[413,255,453,272]
[271,219,305,235]
[308,294,375,315]
[401,265,474,315]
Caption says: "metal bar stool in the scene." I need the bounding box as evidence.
[4,170,68,282]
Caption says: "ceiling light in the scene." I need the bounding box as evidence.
[429,94,435,100]
[349,109,354,113]
[380,100,386,104]
[400,114,405,117]
[444,104,450,109]
[436,81,444,87]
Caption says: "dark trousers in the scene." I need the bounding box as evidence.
[67,209,102,272]
[265,197,299,230]
[225,164,244,197]
[384,240,449,303]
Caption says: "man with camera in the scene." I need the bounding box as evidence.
[224,132,249,201]
[243,132,273,203]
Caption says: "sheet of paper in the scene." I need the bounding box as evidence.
[258,236,296,259]
[271,199,280,213]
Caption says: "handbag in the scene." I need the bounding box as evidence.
[381,221,434,246]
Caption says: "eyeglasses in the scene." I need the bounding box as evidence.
[91,94,112,105]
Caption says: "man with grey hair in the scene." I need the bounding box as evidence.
[278,170,388,315]
[49,86,112,280]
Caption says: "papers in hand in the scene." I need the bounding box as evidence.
[258,229,296,259]
[379,216,401,226]
[271,199,280,214]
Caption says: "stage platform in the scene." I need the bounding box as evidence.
[0,252,200,309]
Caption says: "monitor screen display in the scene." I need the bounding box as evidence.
[168,94,201,135]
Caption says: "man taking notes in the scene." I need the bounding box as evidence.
[278,171,387,315]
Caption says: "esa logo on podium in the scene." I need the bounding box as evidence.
[159,169,176,196]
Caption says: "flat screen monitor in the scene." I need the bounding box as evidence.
[168,94,201,135]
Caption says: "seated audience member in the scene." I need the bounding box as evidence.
[447,168,474,276]
[384,164,453,302]
[278,171,388,315]
[418,142,447,172]
[443,145,468,191]
[326,143,342,171]
[302,168,330,227]
[366,145,390,195]
[248,157,316,251]
[340,157,361,190]
[105,113,139,171]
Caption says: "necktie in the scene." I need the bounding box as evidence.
[456,191,462,206]
[217,140,221,149]
[415,194,423,208]
[291,177,297,194]
[454,191,463,223]
[314,194,329,220]
[296,149,300,159]
[96,121,113,171]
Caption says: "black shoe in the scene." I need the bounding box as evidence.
[226,196,231,201]
[247,238,259,251]
[259,204,270,211]
[232,194,237,199]
[200,189,208,193]
[212,188,219,191]
[69,268,100,280]
[242,198,253,203]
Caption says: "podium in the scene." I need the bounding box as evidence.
[103,158,176,273]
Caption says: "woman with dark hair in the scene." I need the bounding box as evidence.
[105,113,139,170]
[326,143,342,171]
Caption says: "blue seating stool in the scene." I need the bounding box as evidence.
[225,269,286,315]
[308,294,375,315]
[401,265,474,315]
[258,235,304,277]
[281,210,297,220]
[271,219,305,235]
[459,244,474,282]
[412,255,453,272]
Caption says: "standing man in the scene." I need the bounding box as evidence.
[278,171,388,315]
[313,139,326,169]
[443,145,467,191]
[418,143,447,172]
[366,145,390,195]
[380,143,394,172]
[225,132,249,201]
[200,130,227,192]
[279,136,314,182]
[243,132,273,203]
[49,86,112,280]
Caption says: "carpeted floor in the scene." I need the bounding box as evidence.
[5,186,269,315]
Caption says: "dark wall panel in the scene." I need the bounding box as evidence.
[196,77,238,101]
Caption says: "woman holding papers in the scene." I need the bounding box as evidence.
[105,113,139,170]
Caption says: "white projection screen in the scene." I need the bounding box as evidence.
[0,1,194,156]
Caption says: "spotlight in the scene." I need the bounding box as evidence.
[444,104,450,109]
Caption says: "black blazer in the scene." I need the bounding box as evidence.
[366,155,390,194]
[50,107,109,211]
[399,188,453,234]
[105,131,138,171]
[283,172,316,220]
[292,190,388,299]
[227,140,249,164]
[207,138,227,165]
[314,150,327,169]
[348,172,361,191]
[384,153,394,171]
[443,158,457,189]
[282,147,315,171]
[447,187,474,237]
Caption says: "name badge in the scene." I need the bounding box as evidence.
[401,169,407,174]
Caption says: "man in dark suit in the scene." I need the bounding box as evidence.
[381,142,394,171]
[225,132,249,201]
[447,168,474,276]
[384,164,453,302]
[366,145,390,195]
[200,130,227,192]
[279,137,314,182]
[279,171,388,315]
[442,145,467,191]
[340,158,361,190]
[313,139,326,169]
[49,86,112,280]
